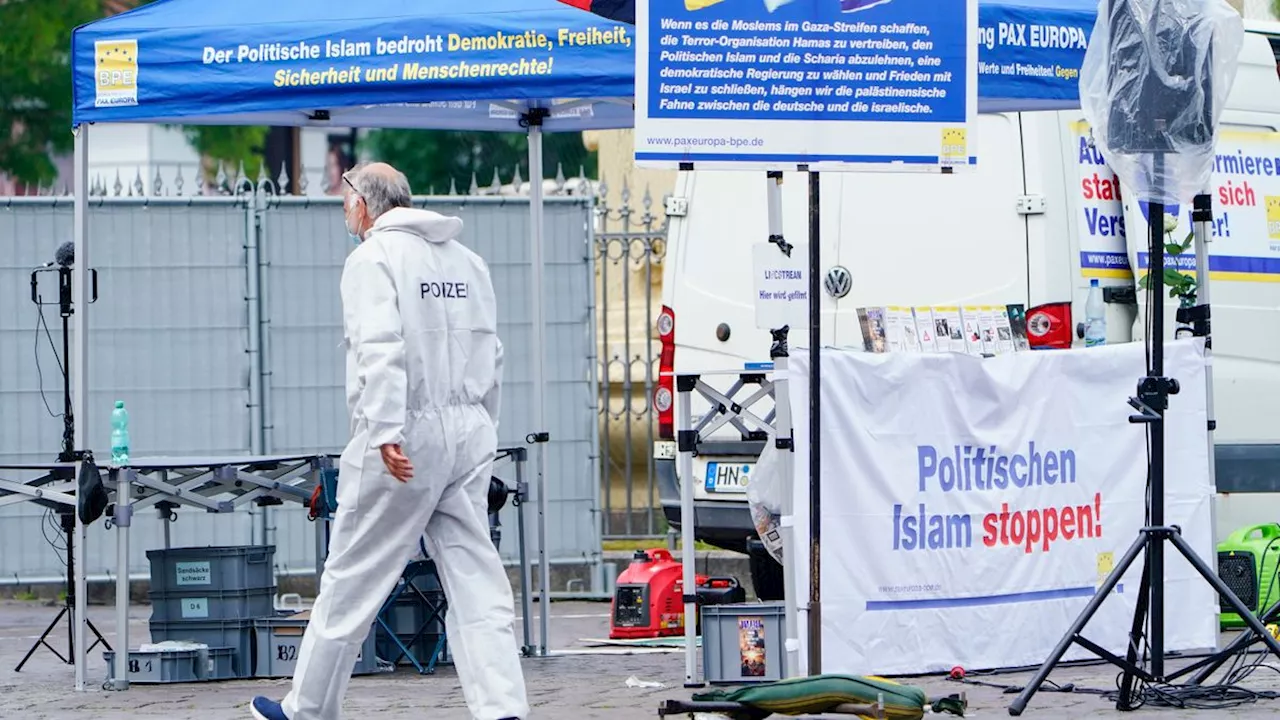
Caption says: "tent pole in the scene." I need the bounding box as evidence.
[526,117,552,656]
[71,124,90,692]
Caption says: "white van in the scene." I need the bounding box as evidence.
[653,21,1280,600]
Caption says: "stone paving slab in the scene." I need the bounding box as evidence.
[3,600,1280,718]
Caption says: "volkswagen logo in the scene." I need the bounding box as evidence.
[824,266,852,299]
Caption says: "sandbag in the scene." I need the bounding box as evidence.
[690,674,965,720]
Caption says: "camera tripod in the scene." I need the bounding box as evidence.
[1008,152,1280,714]
[17,261,110,671]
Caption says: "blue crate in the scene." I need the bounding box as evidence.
[702,602,786,685]
[149,586,277,622]
[103,649,204,684]
[253,616,382,678]
[149,618,255,679]
[147,546,275,594]
[198,647,239,681]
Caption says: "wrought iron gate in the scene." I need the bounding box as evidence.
[594,178,669,538]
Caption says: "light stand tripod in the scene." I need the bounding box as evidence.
[1009,2,1280,710]
[1008,151,1280,715]
[17,250,108,672]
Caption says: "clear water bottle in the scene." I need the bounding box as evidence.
[110,400,130,465]
[1084,279,1107,347]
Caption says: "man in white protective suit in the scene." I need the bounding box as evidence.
[250,162,529,720]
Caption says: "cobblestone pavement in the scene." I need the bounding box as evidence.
[3,599,1280,718]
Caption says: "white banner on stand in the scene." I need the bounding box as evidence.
[786,339,1215,675]
[634,0,980,171]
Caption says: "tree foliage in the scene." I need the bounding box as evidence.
[179,125,269,181]
[362,129,597,195]
[0,0,267,185]
[0,0,100,184]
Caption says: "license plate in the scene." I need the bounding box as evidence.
[705,462,752,493]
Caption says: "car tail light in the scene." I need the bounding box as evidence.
[655,305,676,439]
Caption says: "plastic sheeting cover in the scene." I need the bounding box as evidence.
[1079,0,1244,205]
[747,438,786,563]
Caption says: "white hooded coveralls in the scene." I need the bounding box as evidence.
[282,207,529,720]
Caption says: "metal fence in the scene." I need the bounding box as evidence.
[593,178,669,538]
[0,175,602,583]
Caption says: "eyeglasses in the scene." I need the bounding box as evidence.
[342,173,365,210]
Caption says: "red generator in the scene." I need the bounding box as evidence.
[609,548,745,639]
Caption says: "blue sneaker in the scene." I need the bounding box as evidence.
[249,697,288,720]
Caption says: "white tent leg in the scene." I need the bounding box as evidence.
[72,124,90,693]
[766,170,803,680]
[113,483,131,690]
[526,124,552,655]
[677,381,698,686]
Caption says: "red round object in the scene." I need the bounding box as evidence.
[949,666,966,680]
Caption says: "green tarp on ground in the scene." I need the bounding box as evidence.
[690,674,967,719]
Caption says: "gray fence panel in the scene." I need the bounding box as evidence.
[0,194,600,582]
[0,197,257,582]
[0,198,253,463]
[261,196,599,566]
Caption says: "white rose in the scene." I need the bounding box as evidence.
[1163,213,1179,234]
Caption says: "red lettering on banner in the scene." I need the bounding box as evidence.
[1217,179,1257,207]
[980,493,1104,554]
[982,514,998,547]
[1081,172,1123,201]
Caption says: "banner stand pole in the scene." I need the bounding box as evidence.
[803,167,824,671]
[1185,193,1218,499]
[1186,192,1221,636]
[676,374,700,688]
[806,169,822,676]
[762,170,802,680]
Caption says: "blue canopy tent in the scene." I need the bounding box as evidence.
[974,0,1097,111]
[68,0,633,691]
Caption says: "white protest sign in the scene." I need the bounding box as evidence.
[634,0,980,171]
[753,242,809,330]
[784,339,1215,675]
[1073,122,1280,282]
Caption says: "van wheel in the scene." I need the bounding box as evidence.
[747,538,785,601]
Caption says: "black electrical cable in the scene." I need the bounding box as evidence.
[34,305,64,419]
[34,302,71,568]
[40,508,68,569]
[949,652,1280,711]
[1251,537,1280,634]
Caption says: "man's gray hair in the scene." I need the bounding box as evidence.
[345,162,412,219]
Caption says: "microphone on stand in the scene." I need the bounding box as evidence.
[32,241,96,309]
[55,242,75,268]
